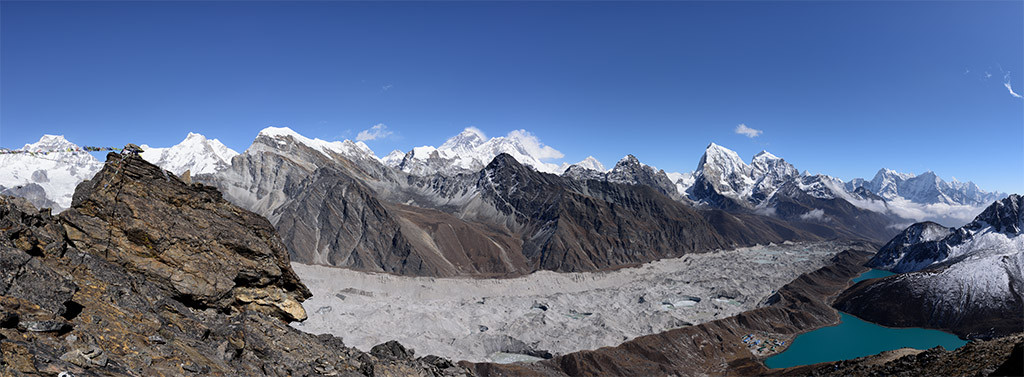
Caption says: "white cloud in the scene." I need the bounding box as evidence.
[382,84,393,92]
[1004,82,1022,98]
[356,124,393,141]
[753,206,777,217]
[506,129,564,160]
[799,209,827,222]
[735,124,763,138]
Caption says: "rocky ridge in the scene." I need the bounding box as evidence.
[0,153,465,376]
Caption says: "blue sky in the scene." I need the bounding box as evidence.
[2,1,1021,193]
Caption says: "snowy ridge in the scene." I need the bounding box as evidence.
[848,168,1005,207]
[573,156,607,172]
[255,126,377,161]
[0,135,104,211]
[141,132,239,175]
[386,128,565,175]
[869,194,1023,273]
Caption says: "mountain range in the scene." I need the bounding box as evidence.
[0,128,1010,278]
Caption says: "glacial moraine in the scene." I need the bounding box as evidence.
[292,241,863,363]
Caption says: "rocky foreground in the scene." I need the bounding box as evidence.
[0,153,466,376]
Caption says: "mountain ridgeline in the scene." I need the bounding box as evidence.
[176,127,1012,277]
[3,129,1009,278]
[201,133,822,277]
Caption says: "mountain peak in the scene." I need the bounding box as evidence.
[258,126,301,139]
[140,132,239,175]
[253,127,377,161]
[439,127,487,151]
[22,134,75,151]
[185,132,206,141]
[574,156,606,172]
[617,154,641,166]
[971,194,1022,234]
[752,150,779,161]
[697,143,747,175]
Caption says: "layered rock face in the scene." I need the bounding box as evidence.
[61,153,310,322]
[836,194,1024,339]
[0,154,465,376]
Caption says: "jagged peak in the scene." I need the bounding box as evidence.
[873,168,913,180]
[484,152,528,172]
[254,126,376,160]
[184,132,206,141]
[616,154,641,166]
[752,150,780,161]
[697,142,748,174]
[971,194,1022,234]
[573,156,606,172]
[439,127,487,151]
[22,134,77,151]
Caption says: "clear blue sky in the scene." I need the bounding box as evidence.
[2,1,1021,193]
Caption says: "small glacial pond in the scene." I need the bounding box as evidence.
[851,268,895,283]
[764,269,966,369]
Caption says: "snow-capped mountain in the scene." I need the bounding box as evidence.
[386,128,564,176]
[848,168,1005,207]
[0,135,104,211]
[141,132,239,175]
[198,126,392,221]
[845,169,1007,226]
[688,143,804,209]
[251,126,378,163]
[836,194,1023,339]
[572,156,606,172]
[868,194,1023,273]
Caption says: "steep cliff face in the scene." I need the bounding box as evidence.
[0,154,466,376]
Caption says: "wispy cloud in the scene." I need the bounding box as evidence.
[799,208,827,222]
[506,129,564,160]
[356,124,393,141]
[381,84,393,92]
[735,124,763,138]
[1005,82,1022,98]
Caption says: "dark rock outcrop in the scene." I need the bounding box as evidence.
[0,154,466,376]
[61,153,310,322]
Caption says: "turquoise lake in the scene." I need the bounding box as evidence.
[851,268,895,283]
[764,270,966,369]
